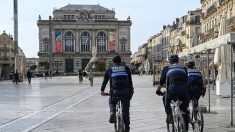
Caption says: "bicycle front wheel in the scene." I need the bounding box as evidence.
[192,109,204,132]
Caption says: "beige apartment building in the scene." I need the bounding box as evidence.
[37,4,132,75]
[0,31,26,79]
[0,31,14,79]
[201,0,235,41]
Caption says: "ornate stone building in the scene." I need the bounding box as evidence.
[0,31,14,79]
[37,4,132,74]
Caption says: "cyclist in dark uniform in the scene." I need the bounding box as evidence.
[156,54,190,130]
[101,55,134,132]
[185,60,205,106]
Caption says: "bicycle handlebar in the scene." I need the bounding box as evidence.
[156,90,165,96]
[101,92,110,96]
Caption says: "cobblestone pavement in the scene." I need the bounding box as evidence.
[0,75,234,132]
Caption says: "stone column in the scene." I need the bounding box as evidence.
[92,29,96,49]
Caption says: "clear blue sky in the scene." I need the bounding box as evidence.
[0,0,200,58]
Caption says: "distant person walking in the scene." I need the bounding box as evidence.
[78,69,83,83]
[14,70,19,84]
[49,69,52,78]
[82,70,88,82]
[45,71,49,80]
[27,70,32,84]
[89,69,94,86]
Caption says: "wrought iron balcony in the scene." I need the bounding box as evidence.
[0,56,11,64]
[186,20,201,25]
[0,57,9,61]
[0,47,10,51]
[207,3,217,15]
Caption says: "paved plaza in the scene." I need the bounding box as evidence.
[0,75,234,132]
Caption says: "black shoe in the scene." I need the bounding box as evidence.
[109,113,116,123]
[166,115,173,124]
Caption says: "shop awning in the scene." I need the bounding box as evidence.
[178,32,235,56]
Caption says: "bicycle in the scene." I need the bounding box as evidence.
[157,91,186,132]
[167,99,187,132]
[189,98,204,132]
[114,97,125,132]
[103,93,125,132]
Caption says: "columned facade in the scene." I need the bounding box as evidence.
[37,4,132,74]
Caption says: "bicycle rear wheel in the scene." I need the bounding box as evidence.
[166,122,174,132]
[114,116,125,132]
[174,115,186,132]
[192,109,204,132]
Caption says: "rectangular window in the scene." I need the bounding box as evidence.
[121,42,126,51]
[44,42,48,52]
[3,43,6,48]
[195,16,200,23]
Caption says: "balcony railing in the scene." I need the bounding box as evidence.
[0,47,10,51]
[207,3,217,15]
[200,27,219,43]
[186,20,201,25]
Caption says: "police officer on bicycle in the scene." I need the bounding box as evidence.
[156,54,190,130]
[101,55,134,132]
[185,60,206,106]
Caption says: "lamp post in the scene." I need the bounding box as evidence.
[13,0,18,73]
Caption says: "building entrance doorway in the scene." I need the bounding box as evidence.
[82,59,90,70]
[65,59,73,73]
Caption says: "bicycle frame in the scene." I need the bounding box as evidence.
[114,98,125,132]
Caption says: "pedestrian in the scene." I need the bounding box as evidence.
[27,70,32,84]
[45,70,49,80]
[82,70,88,82]
[14,70,19,84]
[78,69,83,83]
[49,69,52,78]
[156,54,190,131]
[101,55,134,132]
[89,68,94,86]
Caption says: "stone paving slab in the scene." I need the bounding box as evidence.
[0,75,234,132]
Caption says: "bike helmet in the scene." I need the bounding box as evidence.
[113,55,122,64]
[168,54,179,63]
[185,60,195,68]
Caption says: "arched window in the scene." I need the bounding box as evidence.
[65,31,74,52]
[96,31,107,52]
[43,37,49,52]
[81,31,90,52]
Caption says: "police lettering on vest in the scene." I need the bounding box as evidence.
[111,65,130,89]
[187,68,203,94]
[166,64,187,86]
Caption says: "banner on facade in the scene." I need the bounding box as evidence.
[109,32,116,53]
[55,32,62,52]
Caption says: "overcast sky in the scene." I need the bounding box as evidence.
[0,0,200,58]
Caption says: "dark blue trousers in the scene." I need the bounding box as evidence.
[109,88,131,132]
